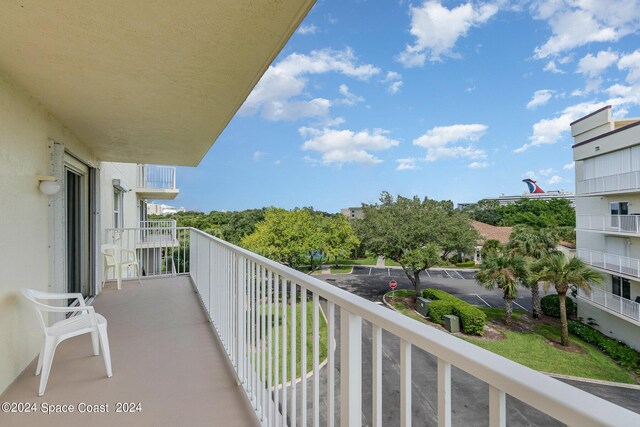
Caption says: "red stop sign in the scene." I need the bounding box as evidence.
[390,280,397,290]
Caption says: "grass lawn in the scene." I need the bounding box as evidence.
[260,301,328,382]
[386,293,636,384]
[323,256,377,265]
[330,266,352,274]
[384,258,401,266]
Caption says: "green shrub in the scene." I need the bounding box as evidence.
[540,294,575,318]
[569,321,640,372]
[421,288,486,335]
[456,261,476,268]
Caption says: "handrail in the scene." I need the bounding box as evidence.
[136,164,176,190]
[577,248,640,279]
[189,228,640,426]
[577,170,640,195]
[577,214,640,233]
[578,287,640,323]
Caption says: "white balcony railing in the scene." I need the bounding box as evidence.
[577,248,640,279]
[189,228,640,426]
[578,287,640,323]
[577,171,640,195]
[577,214,640,234]
[137,164,176,190]
[104,225,188,277]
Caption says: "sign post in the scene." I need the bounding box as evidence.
[389,279,397,298]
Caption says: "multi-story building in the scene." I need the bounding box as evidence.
[1,4,638,426]
[340,206,365,219]
[573,106,640,350]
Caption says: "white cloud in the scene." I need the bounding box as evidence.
[253,151,266,161]
[538,168,555,176]
[563,162,575,170]
[336,84,365,106]
[397,1,499,67]
[532,1,640,59]
[523,170,537,180]
[382,71,404,94]
[300,127,399,165]
[469,161,489,169]
[313,116,346,128]
[396,158,420,171]
[413,124,488,161]
[577,50,619,77]
[618,50,640,83]
[515,101,609,152]
[297,24,318,35]
[543,60,564,74]
[241,48,380,121]
[548,175,562,184]
[527,89,554,109]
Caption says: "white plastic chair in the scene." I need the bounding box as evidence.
[101,244,141,290]
[20,288,112,396]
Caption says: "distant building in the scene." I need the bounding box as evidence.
[459,180,575,209]
[340,206,364,219]
[148,203,185,215]
[471,221,513,263]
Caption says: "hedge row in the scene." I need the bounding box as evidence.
[541,294,576,318]
[568,321,640,372]
[422,288,486,335]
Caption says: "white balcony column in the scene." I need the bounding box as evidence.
[437,358,451,427]
[340,308,362,427]
[489,386,506,427]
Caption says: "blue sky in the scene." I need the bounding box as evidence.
[175,0,640,213]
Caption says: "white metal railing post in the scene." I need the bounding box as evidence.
[437,358,451,427]
[372,325,382,427]
[489,386,506,427]
[340,308,362,427]
[326,301,335,427]
[400,340,412,427]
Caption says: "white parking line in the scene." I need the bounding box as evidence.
[424,269,431,277]
[474,293,492,307]
[368,267,372,276]
[452,270,464,279]
[443,270,453,279]
[388,268,391,277]
[513,300,529,312]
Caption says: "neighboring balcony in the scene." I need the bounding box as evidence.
[576,171,640,196]
[578,287,640,324]
[577,214,640,236]
[577,248,640,279]
[136,164,179,200]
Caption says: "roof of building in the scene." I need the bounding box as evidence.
[471,221,513,245]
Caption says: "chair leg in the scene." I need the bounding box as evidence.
[91,331,100,356]
[97,324,113,378]
[137,264,141,284]
[38,338,57,396]
[116,265,122,290]
[35,340,46,376]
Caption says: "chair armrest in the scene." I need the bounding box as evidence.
[35,303,95,314]
[28,290,86,306]
[121,248,138,262]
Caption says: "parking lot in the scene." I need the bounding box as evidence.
[330,266,535,311]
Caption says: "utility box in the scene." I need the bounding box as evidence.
[415,297,432,317]
[444,315,460,333]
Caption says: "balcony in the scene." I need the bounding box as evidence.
[578,287,640,324]
[576,171,640,196]
[135,165,179,200]
[3,227,639,426]
[577,214,640,236]
[577,248,640,279]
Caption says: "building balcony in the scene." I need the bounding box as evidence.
[576,171,640,196]
[135,164,179,200]
[577,214,640,236]
[3,227,639,426]
[577,248,640,279]
[578,287,640,325]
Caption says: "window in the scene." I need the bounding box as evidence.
[113,189,124,228]
[612,276,631,299]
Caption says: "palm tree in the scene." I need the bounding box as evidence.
[508,226,558,319]
[532,253,602,346]
[476,252,527,326]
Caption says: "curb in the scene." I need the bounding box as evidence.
[542,372,640,390]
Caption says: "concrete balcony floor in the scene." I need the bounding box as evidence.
[0,276,259,427]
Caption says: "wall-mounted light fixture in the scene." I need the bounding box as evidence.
[37,175,61,195]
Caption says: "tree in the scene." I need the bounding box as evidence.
[459,199,502,225]
[532,253,602,346]
[356,192,445,300]
[438,212,479,261]
[507,226,558,319]
[240,208,321,268]
[481,239,503,258]
[475,253,527,326]
[320,215,360,266]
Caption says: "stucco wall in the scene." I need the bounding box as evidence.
[0,73,96,394]
[577,301,640,351]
